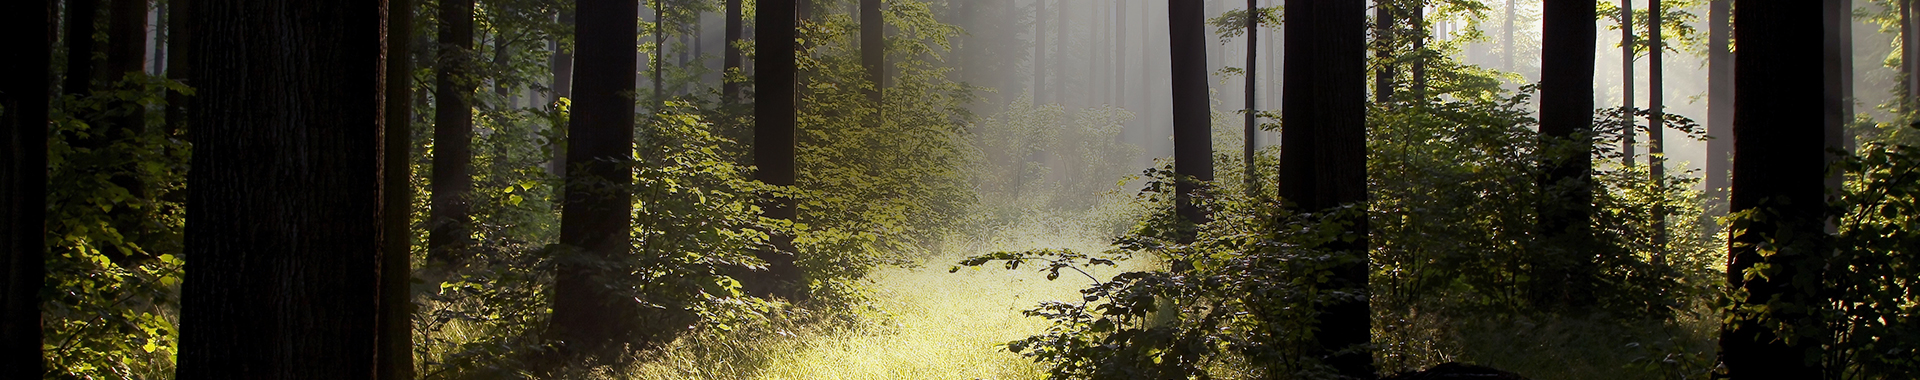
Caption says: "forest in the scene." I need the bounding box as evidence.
[1,0,1917,378]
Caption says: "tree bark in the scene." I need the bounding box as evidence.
[653,0,665,107]
[1718,1,1826,377]
[1536,0,1598,310]
[1825,0,1854,198]
[1411,1,1427,99]
[724,0,743,100]
[748,0,805,301]
[174,0,387,377]
[64,0,101,95]
[1705,0,1731,223]
[429,0,474,269]
[164,0,192,134]
[378,0,415,378]
[1243,0,1258,193]
[550,0,641,356]
[862,0,882,104]
[1280,0,1371,376]
[1170,0,1214,230]
[1621,0,1635,167]
[1649,0,1666,246]
[1374,0,1392,103]
[1906,0,1918,111]
[1,1,53,377]
[549,9,574,177]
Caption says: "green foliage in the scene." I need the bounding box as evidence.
[1597,0,1708,57]
[43,73,191,379]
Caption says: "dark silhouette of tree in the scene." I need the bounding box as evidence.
[1535,0,1598,310]
[1650,0,1667,245]
[430,0,475,270]
[724,0,742,100]
[747,0,805,300]
[379,0,417,377]
[1280,0,1371,376]
[96,0,152,265]
[549,9,574,177]
[653,0,665,106]
[174,0,388,376]
[1621,0,1636,168]
[1411,1,1427,99]
[1,1,53,377]
[1243,0,1259,194]
[63,0,101,95]
[549,0,641,357]
[1718,1,1825,377]
[1706,0,1730,222]
[1373,0,1394,104]
[165,0,193,133]
[1825,0,1854,192]
[863,0,883,104]
[1169,0,1213,230]
[1907,0,1918,111]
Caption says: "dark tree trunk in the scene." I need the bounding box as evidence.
[1034,0,1047,104]
[863,0,882,104]
[1374,0,1392,103]
[97,0,152,265]
[174,0,387,377]
[1,1,54,377]
[746,0,805,301]
[1536,0,1598,310]
[1243,0,1258,193]
[1169,0,1214,229]
[64,0,101,95]
[550,0,641,356]
[1825,0,1854,197]
[1718,1,1826,377]
[107,0,146,83]
[1649,0,1666,246]
[1621,0,1636,167]
[165,0,192,134]
[1907,0,1918,111]
[1706,0,1731,223]
[429,0,474,269]
[378,0,416,378]
[724,0,742,100]
[549,9,574,177]
[1411,2,1427,100]
[653,0,664,107]
[1280,0,1371,376]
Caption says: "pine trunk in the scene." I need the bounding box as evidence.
[378,0,416,378]
[1243,0,1258,193]
[748,0,805,301]
[550,0,642,356]
[174,0,387,376]
[1706,0,1731,223]
[429,0,474,269]
[1,1,53,377]
[64,0,101,95]
[724,0,742,100]
[1169,0,1214,229]
[1650,0,1667,246]
[1622,0,1636,167]
[1536,0,1599,310]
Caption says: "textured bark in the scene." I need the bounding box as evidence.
[862,0,882,104]
[550,0,640,356]
[174,0,387,377]
[64,0,101,95]
[1536,0,1598,310]
[747,0,805,300]
[1706,0,1731,222]
[1,1,53,377]
[1280,0,1372,376]
[429,0,474,269]
[1718,1,1825,377]
[1170,0,1213,229]
[378,0,416,378]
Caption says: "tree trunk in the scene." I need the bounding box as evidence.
[429,0,474,270]
[1243,0,1258,193]
[1280,0,1371,376]
[1649,0,1666,246]
[1412,1,1427,99]
[1170,0,1214,230]
[107,0,146,82]
[1374,0,1392,103]
[1,1,53,377]
[378,0,415,378]
[1826,0,1854,198]
[550,0,641,356]
[98,0,151,265]
[748,0,805,301]
[1034,0,1047,104]
[174,0,387,376]
[549,9,574,177]
[1621,0,1635,167]
[1718,1,1826,377]
[1117,0,1128,111]
[1706,0,1731,223]
[1906,0,1918,111]
[64,0,101,95]
[164,0,192,134]
[862,0,882,104]
[653,0,665,107]
[724,0,742,100]
[1536,0,1598,310]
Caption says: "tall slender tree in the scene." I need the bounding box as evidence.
[1825,0,1854,195]
[1719,1,1825,377]
[1649,0,1667,245]
[749,0,805,300]
[1705,0,1731,221]
[1907,0,1918,111]
[549,0,642,357]
[1280,0,1371,376]
[1374,0,1393,103]
[1621,0,1636,167]
[1411,1,1428,99]
[1243,0,1259,193]
[1,1,54,377]
[164,0,192,134]
[174,0,388,376]
[1170,0,1214,229]
[653,0,665,106]
[549,9,575,177]
[64,0,101,95]
[430,0,476,271]
[378,0,416,378]
[724,0,743,100]
[1536,0,1598,310]
[862,0,883,104]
